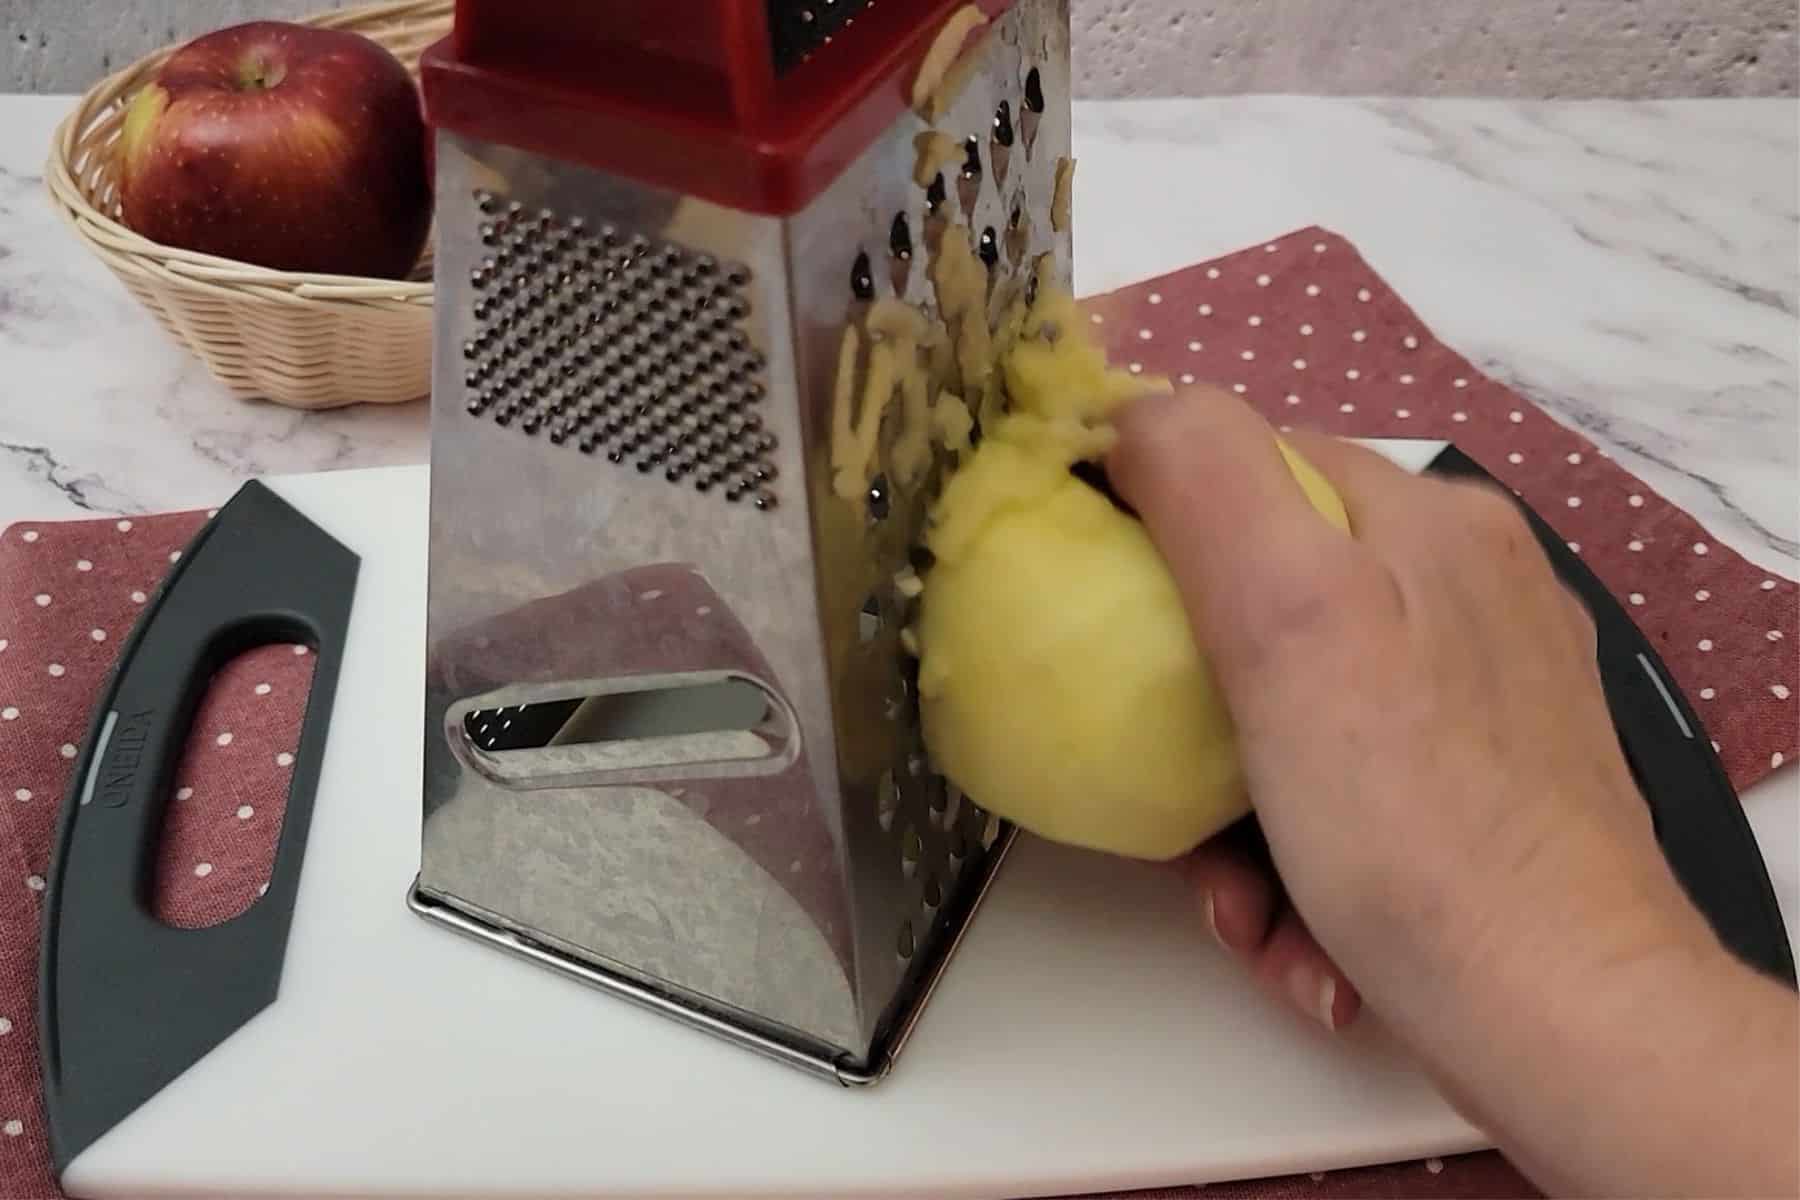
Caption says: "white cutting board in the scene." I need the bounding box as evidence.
[64,443,1509,1198]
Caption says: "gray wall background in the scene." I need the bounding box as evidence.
[4,0,1797,96]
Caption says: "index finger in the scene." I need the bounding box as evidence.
[1106,388,1360,671]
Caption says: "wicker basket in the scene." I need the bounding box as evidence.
[43,0,451,410]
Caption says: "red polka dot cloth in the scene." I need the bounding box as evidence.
[0,512,312,1199]
[0,228,1792,1200]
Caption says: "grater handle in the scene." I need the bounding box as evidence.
[1425,445,1794,987]
[38,480,359,1174]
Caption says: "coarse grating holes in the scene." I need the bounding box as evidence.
[897,919,915,960]
[1006,196,1031,267]
[947,822,969,867]
[977,225,1000,273]
[990,99,1014,185]
[925,173,949,219]
[859,593,884,644]
[888,212,913,292]
[927,777,949,828]
[832,28,1044,989]
[961,798,990,849]
[850,249,876,301]
[877,769,899,832]
[900,824,923,879]
[463,192,777,509]
[957,136,984,215]
[1021,66,1045,156]
[992,99,1015,147]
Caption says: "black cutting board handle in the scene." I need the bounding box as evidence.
[38,480,359,1173]
[1427,445,1795,988]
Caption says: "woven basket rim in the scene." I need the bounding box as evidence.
[43,0,450,308]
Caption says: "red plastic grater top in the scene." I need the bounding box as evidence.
[420,0,1023,214]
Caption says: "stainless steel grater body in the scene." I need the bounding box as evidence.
[415,0,1073,1081]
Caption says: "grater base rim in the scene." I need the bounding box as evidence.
[405,822,1017,1086]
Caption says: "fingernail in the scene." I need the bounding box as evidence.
[1201,889,1227,950]
[1289,965,1337,1031]
[1316,975,1338,1030]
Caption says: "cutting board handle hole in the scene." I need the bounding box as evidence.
[149,641,315,929]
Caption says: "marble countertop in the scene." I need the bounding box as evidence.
[1,95,1794,579]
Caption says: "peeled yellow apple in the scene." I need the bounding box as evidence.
[917,315,1348,860]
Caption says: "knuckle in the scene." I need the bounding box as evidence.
[1563,588,1598,647]
[1242,573,1339,647]
[1567,590,1596,632]
[1452,483,1531,548]
[1232,541,1381,653]
[1111,396,1203,479]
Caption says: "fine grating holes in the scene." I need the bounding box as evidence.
[463,192,776,509]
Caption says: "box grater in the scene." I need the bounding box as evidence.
[409,0,1072,1084]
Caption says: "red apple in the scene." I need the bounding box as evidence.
[117,21,430,279]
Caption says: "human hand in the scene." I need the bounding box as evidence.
[1106,387,1797,1197]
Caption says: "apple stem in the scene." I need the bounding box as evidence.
[238,56,286,90]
